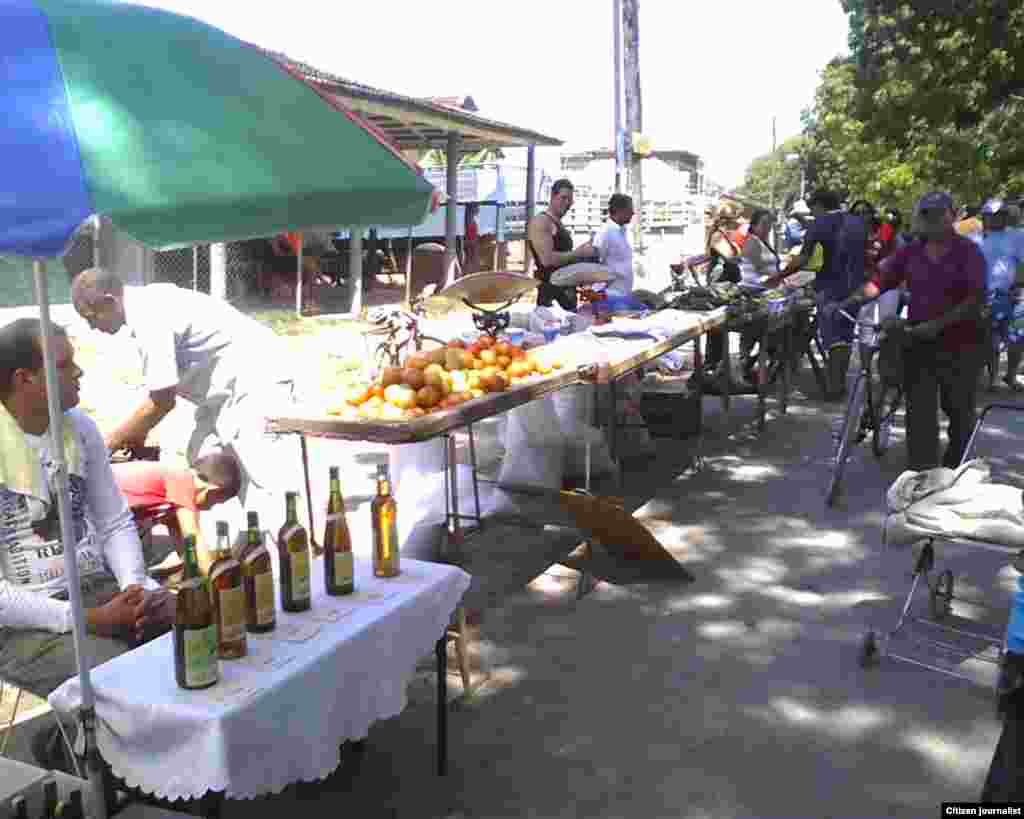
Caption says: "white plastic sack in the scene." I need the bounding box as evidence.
[497,398,566,490]
[548,262,617,288]
[550,385,616,478]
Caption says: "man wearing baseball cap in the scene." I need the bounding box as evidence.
[834,192,986,470]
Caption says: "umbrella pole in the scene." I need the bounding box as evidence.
[32,261,108,819]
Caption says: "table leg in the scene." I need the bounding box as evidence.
[298,434,319,552]
[199,790,225,819]
[721,330,732,419]
[436,636,448,776]
[693,335,705,472]
[467,424,482,524]
[607,379,623,490]
[757,336,767,433]
[448,434,461,541]
[779,321,792,415]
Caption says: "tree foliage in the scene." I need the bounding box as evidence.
[734,135,807,210]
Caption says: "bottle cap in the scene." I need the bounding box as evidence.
[247,511,259,528]
[216,521,229,538]
[329,466,339,479]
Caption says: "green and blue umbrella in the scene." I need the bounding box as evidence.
[2,0,435,256]
[2,4,436,812]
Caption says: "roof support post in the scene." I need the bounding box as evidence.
[348,228,363,317]
[444,131,461,278]
[525,144,536,276]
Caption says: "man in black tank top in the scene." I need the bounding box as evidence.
[527,179,599,311]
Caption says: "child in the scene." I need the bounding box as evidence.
[112,452,242,576]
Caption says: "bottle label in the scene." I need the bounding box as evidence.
[218,586,246,643]
[333,551,354,586]
[254,571,275,625]
[184,625,218,688]
[325,512,345,524]
[292,550,310,600]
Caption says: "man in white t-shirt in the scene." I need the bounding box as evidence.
[594,193,635,297]
[71,269,296,532]
[0,318,174,701]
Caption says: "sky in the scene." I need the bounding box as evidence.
[142,0,850,189]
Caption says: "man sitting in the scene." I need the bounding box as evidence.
[112,452,242,577]
[0,319,176,762]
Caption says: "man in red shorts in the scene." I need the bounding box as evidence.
[111,452,241,576]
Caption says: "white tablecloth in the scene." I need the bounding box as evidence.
[49,558,470,801]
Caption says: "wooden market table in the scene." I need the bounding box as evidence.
[266,307,729,541]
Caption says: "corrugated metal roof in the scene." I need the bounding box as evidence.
[267,51,561,150]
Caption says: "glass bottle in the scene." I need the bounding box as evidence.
[324,466,354,595]
[239,511,275,632]
[277,492,311,612]
[173,535,219,690]
[371,463,400,578]
[209,521,247,659]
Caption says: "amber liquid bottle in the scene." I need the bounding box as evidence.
[209,521,247,659]
[371,463,400,578]
[324,466,355,595]
[239,511,275,632]
[277,492,311,612]
[173,535,219,690]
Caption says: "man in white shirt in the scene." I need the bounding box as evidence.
[71,270,295,526]
[0,318,173,700]
[594,193,635,297]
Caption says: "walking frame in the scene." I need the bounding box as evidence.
[859,402,1024,685]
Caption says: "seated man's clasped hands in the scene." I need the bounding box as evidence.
[0,318,174,701]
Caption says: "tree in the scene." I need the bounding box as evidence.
[735,135,808,211]
[839,0,1024,203]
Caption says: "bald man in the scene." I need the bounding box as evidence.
[71,269,296,533]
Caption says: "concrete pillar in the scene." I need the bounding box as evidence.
[210,243,227,301]
[525,144,536,276]
[444,131,461,276]
[348,229,363,317]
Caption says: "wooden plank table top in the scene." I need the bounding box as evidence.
[266,307,728,444]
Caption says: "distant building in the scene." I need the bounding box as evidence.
[557,146,711,234]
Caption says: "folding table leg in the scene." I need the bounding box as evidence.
[298,433,318,551]
[436,636,448,776]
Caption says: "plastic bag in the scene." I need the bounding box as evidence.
[529,304,572,335]
[550,385,617,478]
[497,399,566,490]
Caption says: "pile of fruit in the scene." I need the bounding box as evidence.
[331,336,565,421]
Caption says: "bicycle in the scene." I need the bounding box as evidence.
[825,307,905,507]
[366,287,446,372]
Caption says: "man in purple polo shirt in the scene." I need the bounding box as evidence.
[834,191,986,470]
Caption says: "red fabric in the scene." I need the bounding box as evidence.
[878,223,895,243]
[112,462,197,512]
[466,222,479,242]
[284,232,303,255]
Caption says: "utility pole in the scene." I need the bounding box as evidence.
[613,0,624,194]
[622,0,643,252]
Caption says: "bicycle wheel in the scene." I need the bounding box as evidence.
[826,373,867,507]
[871,380,901,457]
[414,334,447,354]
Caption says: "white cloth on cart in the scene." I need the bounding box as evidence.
[884,460,1024,547]
[49,558,470,801]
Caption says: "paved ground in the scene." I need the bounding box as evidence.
[4,281,1023,816]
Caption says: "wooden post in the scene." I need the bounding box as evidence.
[445,131,461,276]
[348,229,363,317]
[295,236,304,318]
[623,0,643,253]
[525,144,536,276]
[210,243,227,301]
[405,225,414,305]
